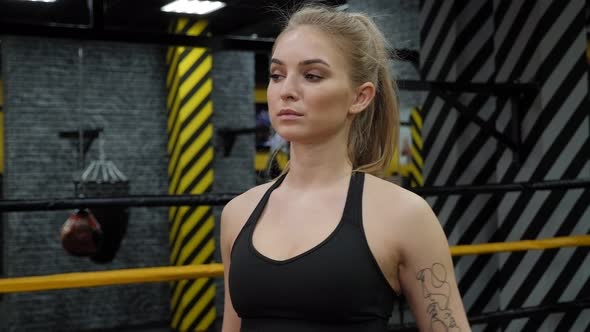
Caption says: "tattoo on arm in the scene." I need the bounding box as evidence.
[416,263,461,332]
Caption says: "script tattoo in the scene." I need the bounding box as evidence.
[416,263,461,332]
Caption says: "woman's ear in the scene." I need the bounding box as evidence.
[349,82,376,114]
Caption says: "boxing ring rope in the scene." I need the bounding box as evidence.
[0,264,224,294]
[1,235,588,294]
[0,178,587,212]
[449,234,590,256]
[390,297,590,331]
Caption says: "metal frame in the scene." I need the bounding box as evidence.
[0,18,423,56]
[58,128,102,156]
[217,127,260,157]
[0,19,276,52]
[413,178,589,196]
[397,80,539,165]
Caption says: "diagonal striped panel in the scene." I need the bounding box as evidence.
[491,4,589,331]
[420,3,502,328]
[587,1,590,64]
[409,107,424,187]
[420,0,589,330]
[166,18,216,332]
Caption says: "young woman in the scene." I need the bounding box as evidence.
[220,4,470,332]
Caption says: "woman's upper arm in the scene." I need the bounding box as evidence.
[397,197,470,331]
[220,201,242,332]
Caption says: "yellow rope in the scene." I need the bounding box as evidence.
[0,264,223,294]
[1,235,589,294]
[450,234,590,256]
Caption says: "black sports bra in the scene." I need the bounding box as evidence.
[229,172,397,331]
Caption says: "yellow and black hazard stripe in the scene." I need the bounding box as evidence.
[408,107,423,187]
[166,18,216,332]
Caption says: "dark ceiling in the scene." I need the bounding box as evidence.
[0,0,347,46]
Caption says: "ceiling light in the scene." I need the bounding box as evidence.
[161,0,226,15]
[18,0,57,2]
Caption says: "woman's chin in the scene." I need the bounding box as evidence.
[276,128,344,145]
[273,130,305,143]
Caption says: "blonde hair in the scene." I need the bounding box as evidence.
[272,3,400,177]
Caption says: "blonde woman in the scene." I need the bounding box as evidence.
[221,4,470,332]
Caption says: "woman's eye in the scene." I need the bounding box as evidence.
[305,73,322,81]
[269,74,282,82]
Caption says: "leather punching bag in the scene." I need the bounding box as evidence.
[60,209,103,257]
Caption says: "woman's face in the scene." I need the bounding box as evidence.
[267,25,356,144]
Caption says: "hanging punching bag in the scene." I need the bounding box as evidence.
[60,209,103,257]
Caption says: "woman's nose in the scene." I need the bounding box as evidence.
[279,76,299,101]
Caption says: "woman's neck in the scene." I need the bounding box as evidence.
[285,134,353,190]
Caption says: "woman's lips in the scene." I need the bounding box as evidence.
[278,108,303,116]
[278,109,303,120]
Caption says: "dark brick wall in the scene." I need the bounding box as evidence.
[211,50,256,330]
[211,51,256,195]
[348,0,422,114]
[0,37,257,332]
[0,36,171,331]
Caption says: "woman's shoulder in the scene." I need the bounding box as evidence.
[363,173,436,231]
[226,178,278,209]
[364,173,426,207]
[221,179,276,228]
[220,179,279,251]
